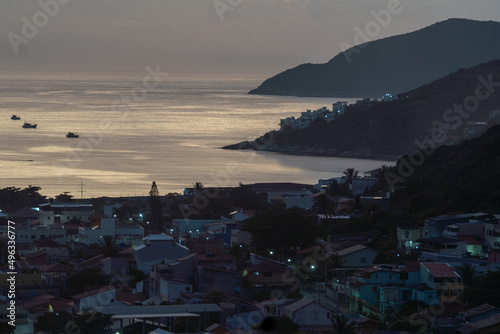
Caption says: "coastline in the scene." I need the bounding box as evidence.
[221,140,398,162]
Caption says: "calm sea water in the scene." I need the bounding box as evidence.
[0,72,393,198]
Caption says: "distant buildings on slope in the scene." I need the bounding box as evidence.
[279,94,396,131]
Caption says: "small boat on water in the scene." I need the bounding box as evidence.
[22,122,37,128]
[11,115,21,120]
[66,132,79,138]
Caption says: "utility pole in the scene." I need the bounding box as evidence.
[80,180,85,200]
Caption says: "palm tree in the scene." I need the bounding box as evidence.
[312,193,336,220]
[193,181,204,193]
[456,263,476,287]
[99,235,119,257]
[332,314,356,334]
[341,168,359,185]
[149,181,162,232]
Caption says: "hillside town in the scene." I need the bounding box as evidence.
[278,95,500,149]
[1,172,500,334]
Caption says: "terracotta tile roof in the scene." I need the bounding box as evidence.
[34,238,66,248]
[72,285,115,300]
[115,293,145,306]
[421,263,460,279]
[24,251,48,266]
[10,207,40,218]
[64,224,80,233]
[21,294,54,310]
[39,263,76,273]
[49,298,73,313]
[246,260,291,273]
[197,254,235,262]
[461,303,497,317]
[457,313,500,334]
[77,254,110,269]
[16,260,30,271]
[22,294,73,313]
[458,235,484,246]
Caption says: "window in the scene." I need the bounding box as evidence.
[327,312,331,319]
[254,272,259,276]
[361,257,366,263]
[263,272,272,277]
[428,294,432,299]
[404,231,409,238]
[372,286,377,292]
[185,287,191,291]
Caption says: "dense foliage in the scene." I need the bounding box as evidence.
[241,207,320,257]
[0,185,46,213]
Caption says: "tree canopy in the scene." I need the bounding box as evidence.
[254,316,299,333]
[0,185,46,213]
[241,207,320,257]
[463,270,500,307]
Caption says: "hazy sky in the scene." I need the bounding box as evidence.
[1,0,499,75]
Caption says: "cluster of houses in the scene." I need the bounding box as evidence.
[427,109,500,146]
[397,212,500,262]
[1,180,500,334]
[279,95,396,132]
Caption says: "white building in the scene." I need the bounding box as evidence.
[72,286,120,313]
[39,203,94,225]
[332,101,348,115]
[485,218,500,251]
[2,225,67,244]
[78,217,144,246]
[285,194,314,210]
[397,226,424,252]
[281,297,333,328]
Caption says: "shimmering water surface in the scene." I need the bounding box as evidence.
[0,72,392,197]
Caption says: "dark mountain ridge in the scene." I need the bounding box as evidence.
[249,18,500,97]
[225,59,500,159]
[386,123,500,216]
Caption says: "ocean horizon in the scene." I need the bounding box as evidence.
[0,71,392,198]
